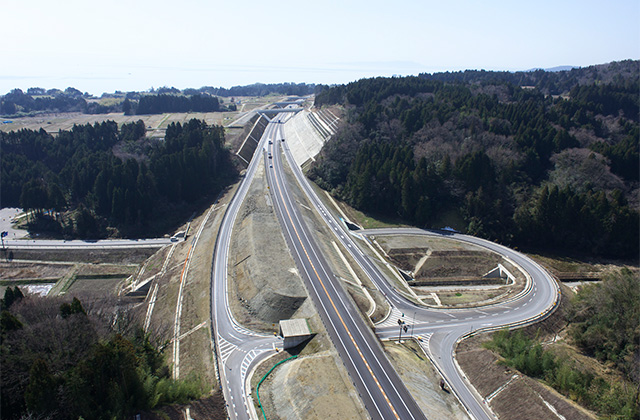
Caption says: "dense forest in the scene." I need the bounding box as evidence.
[1,119,235,237]
[486,269,639,419]
[0,88,88,116]
[133,94,220,115]
[1,290,202,419]
[311,60,639,259]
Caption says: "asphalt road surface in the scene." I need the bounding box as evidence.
[210,114,283,420]
[277,130,559,419]
[2,237,173,249]
[266,115,426,420]
[212,106,559,420]
[368,228,559,420]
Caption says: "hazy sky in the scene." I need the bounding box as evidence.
[2,0,639,95]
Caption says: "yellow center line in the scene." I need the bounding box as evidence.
[271,153,401,419]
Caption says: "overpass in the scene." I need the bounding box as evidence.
[272,100,305,107]
[256,107,302,117]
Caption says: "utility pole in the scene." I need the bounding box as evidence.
[397,318,405,343]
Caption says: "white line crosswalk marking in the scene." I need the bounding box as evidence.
[375,307,407,328]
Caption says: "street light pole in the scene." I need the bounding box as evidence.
[411,311,416,338]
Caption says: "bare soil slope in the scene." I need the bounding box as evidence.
[228,161,308,332]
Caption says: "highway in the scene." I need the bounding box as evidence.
[210,104,559,420]
[277,123,559,419]
[265,115,426,420]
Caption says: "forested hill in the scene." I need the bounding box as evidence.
[311,61,639,259]
[418,59,639,95]
[1,119,235,238]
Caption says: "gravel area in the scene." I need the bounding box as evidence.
[228,160,308,332]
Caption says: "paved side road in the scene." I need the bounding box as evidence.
[0,209,176,249]
[0,208,29,239]
[2,238,174,249]
[210,114,283,420]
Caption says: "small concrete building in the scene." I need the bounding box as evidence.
[483,263,516,284]
[279,319,313,349]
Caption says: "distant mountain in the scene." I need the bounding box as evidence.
[526,65,578,72]
[416,60,639,95]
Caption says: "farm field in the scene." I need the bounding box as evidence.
[0,95,280,137]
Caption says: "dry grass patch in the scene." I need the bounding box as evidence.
[0,261,73,281]
[529,253,638,281]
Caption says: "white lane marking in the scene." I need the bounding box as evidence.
[375,307,406,328]
[218,335,243,365]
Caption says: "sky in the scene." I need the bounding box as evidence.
[2,0,639,96]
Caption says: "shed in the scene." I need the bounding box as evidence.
[279,319,313,349]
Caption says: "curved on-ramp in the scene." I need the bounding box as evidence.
[278,133,560,419]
